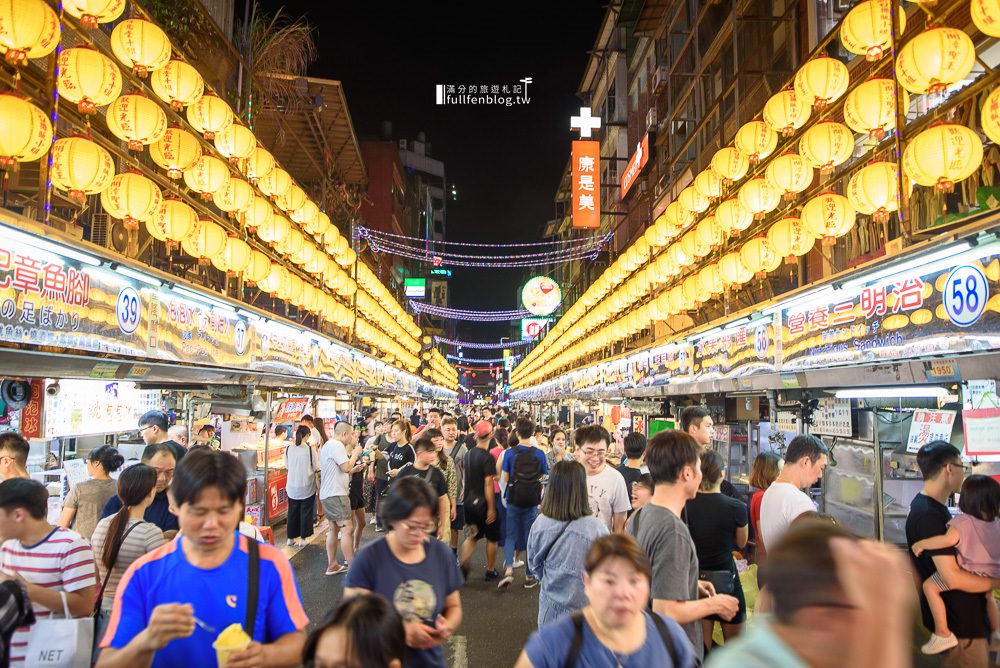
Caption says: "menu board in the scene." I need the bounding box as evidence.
[44,379,160,438]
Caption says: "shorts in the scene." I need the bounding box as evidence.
[464,498,501,542]
[931,570,991,592]
[321,496,352,523]
[704,566,747,625]
[451,504,465,531]
[349,485,365,511]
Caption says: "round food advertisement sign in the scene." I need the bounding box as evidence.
[521,276,562,316]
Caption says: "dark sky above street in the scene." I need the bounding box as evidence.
[257,1,606,362]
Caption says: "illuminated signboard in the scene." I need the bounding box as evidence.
[571,140,601,229]
[404,277,427,298]
[45,379,160,438]
[621,133,651,198]
[521,317,552,340]
[521,277,562,316]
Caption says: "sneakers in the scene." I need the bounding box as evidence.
[369,517,376,525]
[921,633,959,655]
[524,576,539,589]
[285,539,295,548]
[484,570,500,581]
[375,526,385,533]
[512,559,525,569]
[497,574,514,591]
[295,538,308,547]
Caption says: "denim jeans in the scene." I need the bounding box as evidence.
[504,504,537,576]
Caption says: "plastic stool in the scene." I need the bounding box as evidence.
[259,526,274,545]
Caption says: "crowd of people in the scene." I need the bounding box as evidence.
[0,402,989,668]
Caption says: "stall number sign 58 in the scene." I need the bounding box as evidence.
[116,286,141,334]
[943,265,989,327]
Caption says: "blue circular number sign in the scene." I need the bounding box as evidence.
[943,264,988,328]
[116,286,141,335]
[234,321,248,356]
[754,325,769,359]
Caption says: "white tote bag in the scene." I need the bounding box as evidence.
[24,591,93,668]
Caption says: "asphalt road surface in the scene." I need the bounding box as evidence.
[283,518,540,668]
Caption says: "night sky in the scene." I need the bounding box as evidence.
[257,1,607,355]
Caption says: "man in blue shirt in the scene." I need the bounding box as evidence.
[97,449,308,668]
[101,443,179,534]
[499,417,548,592]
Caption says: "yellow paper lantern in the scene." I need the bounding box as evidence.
[305,251,329,276]
[682,275,708,307]
[794,55,850,109]
[214,123,256,165]
[719,251,753,286]
[257,213,290,247]
[63,0,124,29]
[679,185,710,214]
[0,93,51,166]
[105,93,167,151]
[973,0,1000,37]
[896,27,975,94]
[243,146,275,184]
[181,218,227,265]
[243,195,274,232]
[259,166,292,200]
[655,290,673,317]
[290,239,317,267]
[766,152,814,201]
[50,136,115,206]
[902,123,983,192]
[735,120,778,164]
[185,94,234,142]
[801,192,856,245]
[291,199,320,229]
[110,19,171,77]
[147,198,196,250]
[799,121,855,174]
[100,171,162,231]
[738,177,781,220]
[696,215,725,251]
[698,263,725,297]
[840,0,905,61]
[654,252,679,282]
[715,197,753,237]
[257,263,288,295]
[274,227,304,258]
[212,176,254,214]
[711,146,749,184]
[767,216,815,264]
[680,230,709,260]
[694,168,723,202]
[311,211,332,239]
[276,184,307,213]
[57,47,122,115]
[644,221,669,251]
[668,284,687,313]
[335,246,357,268]
[150,59,204,112]
[211,235,252,277]
[183,154,231,201]
[739,236,781,278]
[844,78,909,140]
[982,87,1000,145]
[763,88,810,137]
[848,161,899,223]
[0,0,60,66]
[663,201,694,235]
[244,250,271,285]
[150,126,203,179]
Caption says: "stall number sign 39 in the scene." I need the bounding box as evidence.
[943,265,988,327]
[116,286,141,334]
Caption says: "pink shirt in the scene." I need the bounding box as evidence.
[950,513,1000,578]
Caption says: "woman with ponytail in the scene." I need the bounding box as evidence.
[58,445,125,540]
[90,464,164,643]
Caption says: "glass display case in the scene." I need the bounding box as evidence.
[712,422,759,498]
[820,409,924,544]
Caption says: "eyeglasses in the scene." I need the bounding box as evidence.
[138,425,158,434]
[396,521,434,535]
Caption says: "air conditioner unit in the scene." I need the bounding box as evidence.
[398,139,408,151]
[652,65,668,95]
[646,107,657,130]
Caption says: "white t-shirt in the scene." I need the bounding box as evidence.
[319,439,350,499]
[587,465,632,531]
[759,481,817,551]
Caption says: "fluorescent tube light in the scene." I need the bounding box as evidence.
[235,308,262,321]
[838,241,976,292]
[835,387,950,399]
[687,326,722,342]
[173,286,236,313]
[6,228,103,267]
[113,265,162,287]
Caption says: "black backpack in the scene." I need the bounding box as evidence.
[507,446,543,508]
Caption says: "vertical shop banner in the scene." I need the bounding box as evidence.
[906,409,957,453]
[571,141,601,229]
[20,379,44,439]
[620,133,651,198]
[781,254,1000,370]
[267,473,289,518]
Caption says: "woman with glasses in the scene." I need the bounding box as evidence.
[343,477,463,668]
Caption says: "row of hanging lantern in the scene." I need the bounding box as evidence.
[423,348,459,388]
[514,0,994,389]
[0,0,432,377]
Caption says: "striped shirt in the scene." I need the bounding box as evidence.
[0,527,97,666]
[90,518,164,605]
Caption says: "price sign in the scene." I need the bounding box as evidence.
[943,264,988,327]
[116,286,141,334]
[907,409,957,453]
